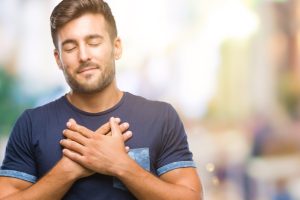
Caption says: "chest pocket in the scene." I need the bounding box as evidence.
[113,148,150,190]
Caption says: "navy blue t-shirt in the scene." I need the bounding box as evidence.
[0,92,195,199]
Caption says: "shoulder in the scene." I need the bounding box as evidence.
[31,95,66,111]
[9,96,67,140]
[25,96,66,119]
[123,92,181,125]
[125,92,174,112]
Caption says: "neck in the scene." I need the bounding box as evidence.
[66,81,123,113]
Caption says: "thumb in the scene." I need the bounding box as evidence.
[95,118,120,135]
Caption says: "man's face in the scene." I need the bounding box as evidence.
[54,13,122,93]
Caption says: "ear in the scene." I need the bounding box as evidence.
[54,49,63,70]
[113,37,122,60]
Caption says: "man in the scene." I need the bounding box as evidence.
[0,0,203,199]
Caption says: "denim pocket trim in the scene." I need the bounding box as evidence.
[0,169,37,183]
[157,161,196,176]
[113,148,150,190]
[128,148,150,171]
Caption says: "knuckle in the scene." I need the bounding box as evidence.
[63,140,70,147]
[85,158,93,166]
[72,153,79,160]
[90,134,97,140]
[82,148,88,156]
[67,133,74,140]
[77,126,84,133]
[69,140,76,149]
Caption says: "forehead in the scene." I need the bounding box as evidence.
[56,13,110,43]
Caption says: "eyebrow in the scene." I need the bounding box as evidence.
[86,34,104,41]
[61,39,77,47]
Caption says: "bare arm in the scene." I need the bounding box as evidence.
[0,119,131,200]
[104,118,203,200]
[115,159,202,200]
[0,156,89,200]
[62,117,203,200]
[0,177,32,199]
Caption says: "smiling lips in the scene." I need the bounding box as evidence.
[77,66,99,74]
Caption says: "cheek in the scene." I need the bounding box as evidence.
[61,54,78,68]
[92,44,114,58]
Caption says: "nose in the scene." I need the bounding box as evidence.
[78,45,91,63]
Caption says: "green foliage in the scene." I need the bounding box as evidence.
[0,68,24,136]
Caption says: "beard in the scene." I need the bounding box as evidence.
[63,61,115,94]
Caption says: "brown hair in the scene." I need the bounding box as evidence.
[50,0,117,48]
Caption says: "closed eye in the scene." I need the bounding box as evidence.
[64,47,77,52]
[88,42,101,47]
[62,42,77,53]
[62,39,77,53]
[87,37,102,47]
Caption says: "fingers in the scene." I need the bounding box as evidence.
[95,117,129,136]
[109,117,122,137]
[62,148,85,165]
[106,122,130,136]
[120,122,129,132]
[63,129,88,145]
[95,121,111,135]
[122,130,132,141]
[60,139,85,155]
[67,119,93,138]
[95,118,121,135]
[67,117,132,141]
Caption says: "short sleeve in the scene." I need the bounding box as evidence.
[156,104,196,176]
[0,110,37,183]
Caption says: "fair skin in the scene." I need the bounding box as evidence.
[62,117,203,200]
[0,13,203,199]
[0,120,132,200]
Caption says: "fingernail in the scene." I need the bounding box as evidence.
[122,122,129,128]
[113,117,118,122]
[66,121,71,127]
[126,131,132,136]
[115,118,121,123]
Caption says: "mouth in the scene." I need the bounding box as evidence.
[77,66,99,74]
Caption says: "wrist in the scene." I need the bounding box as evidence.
[54,157,86,181]
[113,156,143,180]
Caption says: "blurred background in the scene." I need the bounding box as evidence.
[1,0,300,199]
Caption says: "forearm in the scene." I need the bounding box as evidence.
[1,164,77,200]
[116,159,202,200]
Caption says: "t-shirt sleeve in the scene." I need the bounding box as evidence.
[0,110,37,183]
[156,104,196,176]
